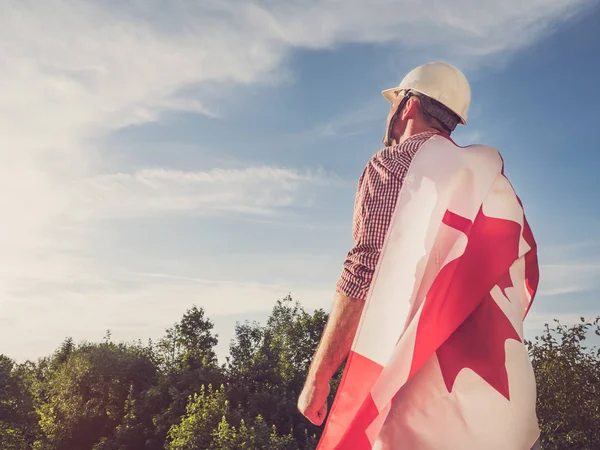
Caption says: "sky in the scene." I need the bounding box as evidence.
[1,0,599,364]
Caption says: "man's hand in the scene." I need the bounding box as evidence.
[298,377,330,426]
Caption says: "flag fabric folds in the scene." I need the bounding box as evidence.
[318,135,540,450]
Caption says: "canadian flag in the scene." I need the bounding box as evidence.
[318,135,540,450]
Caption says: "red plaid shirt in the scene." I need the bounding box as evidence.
[336,132,437,300]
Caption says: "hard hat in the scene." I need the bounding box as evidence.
[381,62,471,124]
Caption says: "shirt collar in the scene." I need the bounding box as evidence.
[403,131,438,143]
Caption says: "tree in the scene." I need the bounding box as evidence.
[166,385,228,450]
[209,415,297,450]
[526,317,600,450]
[0,355,39,450]
[156,305,219,373]
[150,306,224,447]
[166,385,297,450]
[32,340,158,450]
[226,295,333,446]
[111,385,148,450]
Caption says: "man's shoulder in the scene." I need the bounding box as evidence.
[368,132,436,168]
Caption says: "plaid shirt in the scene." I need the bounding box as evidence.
[336,132,437,300]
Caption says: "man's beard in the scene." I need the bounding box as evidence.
[383,122,404,147]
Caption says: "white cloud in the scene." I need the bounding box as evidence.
[252,0,587,57]
[540,241,600,261]
[314,101,384,138]
[537,262,600,297]
[69,166,337,219]
[5,270,334,362]
[0,0,591,361]
[524,242,600,340]
[534,241,600,298]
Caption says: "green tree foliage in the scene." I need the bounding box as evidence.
[150,306,224,447]
[226,295,332,445]
[527,317,600,450]
[156,306,219,372]
[209,415,297,450]
[111,385,150,450]
[166,385,297,450]
[1,297,599,449]
[0,355,39,450]
[166,385,229,450]
[32,339,158,450]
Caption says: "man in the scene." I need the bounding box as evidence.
[298,62,541,449]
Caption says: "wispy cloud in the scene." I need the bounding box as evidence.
[6,269,334,362]
[69,166,338,219]
[524,240,600,339]
[538,262,600,297]
[313,101,383,138]
[536,240,600,298]
[238,0,589,59]
[540,241,600,261]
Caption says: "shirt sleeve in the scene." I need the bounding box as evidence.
[336,154,404,300]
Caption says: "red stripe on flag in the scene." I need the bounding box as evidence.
[334,393,380,449]
[515,195,539,317]
[522,216,539,316]
[317,351,383,450]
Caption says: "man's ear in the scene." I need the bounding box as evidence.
[401,96,419,120]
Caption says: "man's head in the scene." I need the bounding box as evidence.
[382,62,471,146]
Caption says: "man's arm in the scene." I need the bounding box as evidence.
[298,152,405,426]
[297,291,364,425]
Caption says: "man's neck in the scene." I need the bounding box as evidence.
[398,122,440,144]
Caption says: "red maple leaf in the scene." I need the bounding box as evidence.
[409,208,522,400]
[436,293,521,400]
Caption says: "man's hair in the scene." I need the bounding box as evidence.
[411,92,461,133]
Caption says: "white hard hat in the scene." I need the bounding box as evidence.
[382,62,471,124]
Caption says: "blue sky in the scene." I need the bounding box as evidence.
[1,0,599,363]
